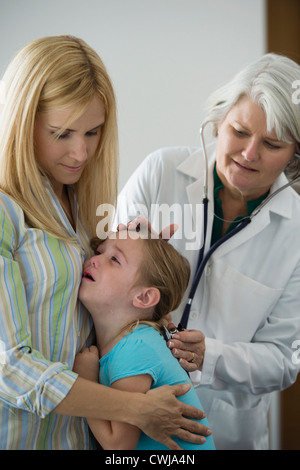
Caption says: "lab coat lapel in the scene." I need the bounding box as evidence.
[176,144,216,251]
[213,210,271,259]
[211,173,293,259]
[176,145,294,259]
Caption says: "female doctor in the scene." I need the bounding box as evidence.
[116,53,300,449]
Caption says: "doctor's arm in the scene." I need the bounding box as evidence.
[168,263,300,394]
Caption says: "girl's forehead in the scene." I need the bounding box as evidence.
[100,234,145,258]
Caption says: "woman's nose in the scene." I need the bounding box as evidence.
[70,137,88,162]
[242,139,260,161]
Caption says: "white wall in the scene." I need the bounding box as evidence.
[0,0,266,189]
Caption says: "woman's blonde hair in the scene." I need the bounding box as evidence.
[0,35,118,241]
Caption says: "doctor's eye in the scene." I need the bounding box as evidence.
[233,128,247,138]
[264,140,281,150]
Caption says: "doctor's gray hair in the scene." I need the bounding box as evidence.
[205,53,300,178]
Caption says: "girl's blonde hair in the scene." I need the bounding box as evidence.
[0,35,118,242]
[127,237,190,336]
[138,237,190,321]
[91,234,190,337]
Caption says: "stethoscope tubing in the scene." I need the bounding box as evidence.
[178,120,300,330]
[179,204,251,329]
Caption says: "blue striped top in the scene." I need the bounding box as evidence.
[0,184,95,449]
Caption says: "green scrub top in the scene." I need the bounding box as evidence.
[211,164,269,246]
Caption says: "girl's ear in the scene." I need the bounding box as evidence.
[132,287,160,310]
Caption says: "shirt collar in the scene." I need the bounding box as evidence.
[213,164,270,216]
[176,144,295,220]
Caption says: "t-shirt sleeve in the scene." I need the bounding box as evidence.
[105,332,162,386]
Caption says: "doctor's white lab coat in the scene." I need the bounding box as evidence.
[116,145,300,450]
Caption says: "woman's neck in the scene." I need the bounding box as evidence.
[217,187,248,236]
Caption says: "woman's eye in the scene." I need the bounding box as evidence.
[86,131,98,137]
[264,141,280,150]
[51,131,70,140]
[233,128,246,137]
[111,256,120,265]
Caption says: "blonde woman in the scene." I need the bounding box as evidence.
[0,36,210,450]
[74,231,215,450]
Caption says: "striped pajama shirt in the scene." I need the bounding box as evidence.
[0,185,95,449]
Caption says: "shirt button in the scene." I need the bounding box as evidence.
[190,310,198,320]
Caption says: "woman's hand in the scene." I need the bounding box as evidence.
[73,346,100,382]
[135,383,211,450]
[167,323,206,372]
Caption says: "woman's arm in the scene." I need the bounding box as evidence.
[53,376,209,450]
[69,346,211,450]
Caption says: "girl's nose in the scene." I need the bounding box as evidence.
[90,256,100,267]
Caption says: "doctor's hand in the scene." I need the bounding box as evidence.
[117,216,178,241]
[167,323,206,372]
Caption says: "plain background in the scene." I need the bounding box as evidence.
[0,0,266,189]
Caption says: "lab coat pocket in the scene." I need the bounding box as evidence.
[207,264,283,342]
[208,396,269,450]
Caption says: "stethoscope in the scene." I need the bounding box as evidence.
[177,120,300,330]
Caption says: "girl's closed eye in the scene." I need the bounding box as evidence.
[111,256,120,265]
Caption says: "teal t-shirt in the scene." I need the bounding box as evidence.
[211,164,269,245]
[99,325,215,450]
